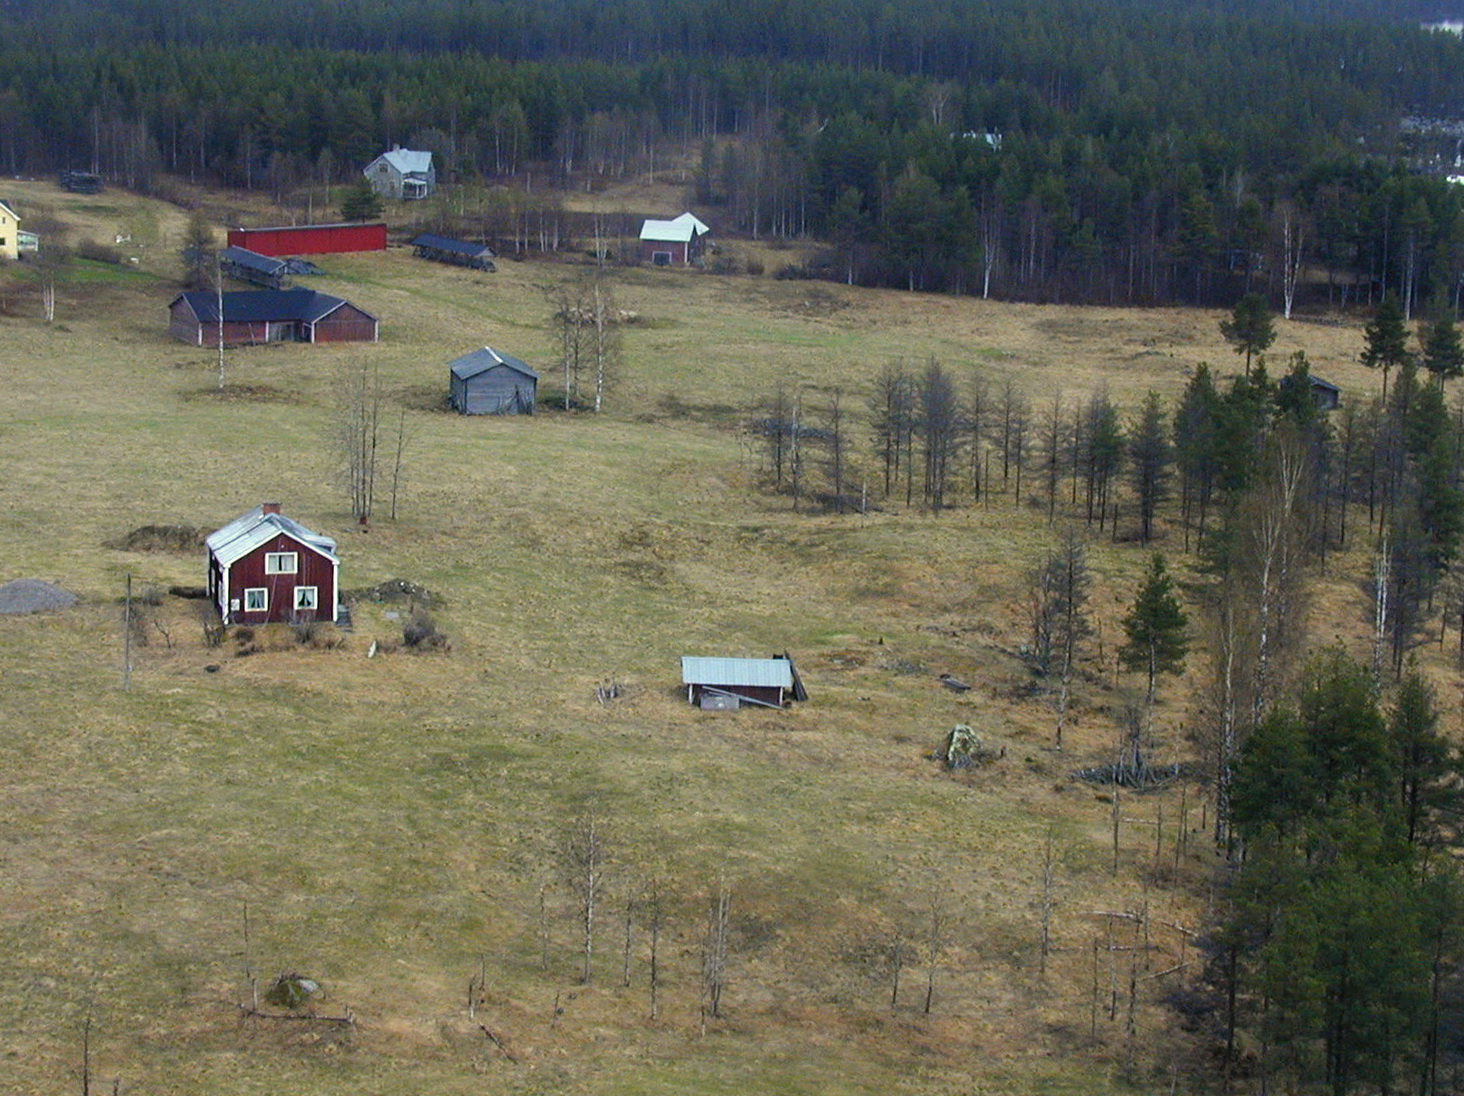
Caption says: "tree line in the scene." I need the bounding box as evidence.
[7,3,1464,307]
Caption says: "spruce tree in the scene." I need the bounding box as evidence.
[1419,313,1464,389]
[1361,292,1411,404]
[1128,392,1171,544]
[340,181,384,222]
[1117,553,1188,765]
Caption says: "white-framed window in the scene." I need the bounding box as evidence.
[243,588,268,612]
[264,552,298,575]
[294,586,318,612]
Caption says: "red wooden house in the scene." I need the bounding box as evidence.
[206,504,340,626]
[169,289,378,347]
[227,222,388,256]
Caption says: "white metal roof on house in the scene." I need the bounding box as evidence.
[449,346,539,381]
[206,507,339,568]
[639,212,710,243]
[377,147,433,176]
[681,657,793,688]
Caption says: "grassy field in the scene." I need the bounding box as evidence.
[0,178,1427,1095]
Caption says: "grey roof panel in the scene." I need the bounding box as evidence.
[220,246,287,275]
[449,346,539,381]
[681,657,794,688]
[207,507,339,567]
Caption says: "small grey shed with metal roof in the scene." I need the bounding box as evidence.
[681,655,807,709]
[449,347,538,415]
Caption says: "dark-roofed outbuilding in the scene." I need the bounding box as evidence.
[220,246,291,289]
[168,289,378,347]
[449,347,538,415]
[1311,376,1342,412]
[412,234,496,271]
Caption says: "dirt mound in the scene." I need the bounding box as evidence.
[0,579,78,614]
[182,383,297,403]
[343,578,442,608]
[106,524,204,553]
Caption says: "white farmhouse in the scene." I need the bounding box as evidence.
[364,147,436,201]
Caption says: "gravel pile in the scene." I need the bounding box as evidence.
[0,579,78,614]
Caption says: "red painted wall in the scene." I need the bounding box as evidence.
[228,223,388,256]
[639,240,690,265]
[313,303,379,343]
[225,532,336,625]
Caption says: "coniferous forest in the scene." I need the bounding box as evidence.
[8,0,1464,307]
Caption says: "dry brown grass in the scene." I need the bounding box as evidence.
[0,177,1444,1096]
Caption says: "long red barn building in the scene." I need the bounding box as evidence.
[169,289,378,347]
[228,222,388,256]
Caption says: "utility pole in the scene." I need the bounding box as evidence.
[123,572,133,691]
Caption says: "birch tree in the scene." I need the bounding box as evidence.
[566,813,608,984]
[337,360,382,524]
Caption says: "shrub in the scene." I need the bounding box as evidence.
[265,972,322,1010]
[76,238,126,264]
[402,613,449,651]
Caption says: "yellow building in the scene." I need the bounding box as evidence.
[0,199,19,261]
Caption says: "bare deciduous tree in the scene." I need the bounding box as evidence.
[553,273,622,412]
[336,360,383,525]
[565,813,607,984]
[920,359,962,512]
[388,408,411,522]
[701,879,731,1029]
[922,891,944,1015]
[645,879,666,1021]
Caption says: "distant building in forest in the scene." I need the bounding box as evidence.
[638,212,710,266]
[364,147,436,201]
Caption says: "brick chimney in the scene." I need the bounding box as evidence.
[262,502,282,515]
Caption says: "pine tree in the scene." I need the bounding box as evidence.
[1219,291,1276,378]
[1390,667,1458,847]
[1361,292,1412,405]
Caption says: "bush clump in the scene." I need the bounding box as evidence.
[76,238,127,264]
[402,612,450,651]
[265,972,323,1010]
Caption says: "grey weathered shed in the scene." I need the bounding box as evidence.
[220,246,291,289]
[449,347,538,415]
[1310,376,1342,412]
